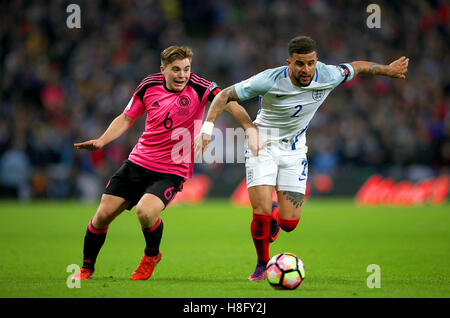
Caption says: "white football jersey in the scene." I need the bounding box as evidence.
[234,61,354,150]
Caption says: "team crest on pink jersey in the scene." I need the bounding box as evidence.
[176,95,191,115]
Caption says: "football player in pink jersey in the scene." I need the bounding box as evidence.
[71,46,255,281]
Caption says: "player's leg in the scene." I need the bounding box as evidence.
[247,185,274,280]
[130,173,183,280]
[248,187,280,243]
[276,190,304,232]
[245,145,279,281]
[73,160,144,280]
[91,194,130,228]
[136,193,165,257]
[73,194,130,280]
[275,151,308,233]
[130,193,164,281]
[269,200,281,243]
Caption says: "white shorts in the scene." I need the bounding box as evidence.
[245,139,308,194]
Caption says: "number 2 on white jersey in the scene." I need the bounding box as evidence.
[291,105,303,117]
[299,159,308,181]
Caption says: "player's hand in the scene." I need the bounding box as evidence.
[74,139,105,151]
[388,56,409,79]
[246,127,264,156]
[193,133,212,157]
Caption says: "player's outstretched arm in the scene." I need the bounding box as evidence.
[350,56,409,79]
[74,113,136,151]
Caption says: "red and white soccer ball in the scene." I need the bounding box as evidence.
[266,253,305,290]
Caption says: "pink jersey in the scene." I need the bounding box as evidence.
[123,73,221,179]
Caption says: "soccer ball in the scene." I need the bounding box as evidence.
[266,253,305,290]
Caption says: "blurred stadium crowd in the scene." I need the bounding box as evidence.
[0,0,448,200]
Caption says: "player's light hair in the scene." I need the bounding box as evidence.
[161,46,193,67]
[288,36,317,56]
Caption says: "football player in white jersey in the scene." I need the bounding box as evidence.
[194,35,408,280]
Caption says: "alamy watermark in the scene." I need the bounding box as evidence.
[66,4,81,29]
[366,4,381,29]
[66,264,81,288]
[172,121,282,164]
[366,264,381,288]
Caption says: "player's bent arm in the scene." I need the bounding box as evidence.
[195,86,243,156]
[74,113,136,151]
[207,86,239,123]
[349,56,409,79]
[223,101,263,155]
[224,101,256,131]
[199,85,239,136]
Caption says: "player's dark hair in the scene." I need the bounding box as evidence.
[288,36,317,56]
[161,46,193,67]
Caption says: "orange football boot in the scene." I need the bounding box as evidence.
[130,252,162,280]
[72,268,94,280]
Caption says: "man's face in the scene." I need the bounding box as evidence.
[286,51,318,87]
[161,58,191,91]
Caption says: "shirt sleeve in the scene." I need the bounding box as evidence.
[319,62,355,88]
[123,96,145,118]
[234,67,284,101]
[123,82,148,118]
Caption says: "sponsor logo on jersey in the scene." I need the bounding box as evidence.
[312,89,325,101]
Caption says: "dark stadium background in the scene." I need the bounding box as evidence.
[0,0,448,201]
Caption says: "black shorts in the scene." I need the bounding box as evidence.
[104,160,184,210]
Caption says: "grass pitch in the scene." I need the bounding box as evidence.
[0,198,448,298]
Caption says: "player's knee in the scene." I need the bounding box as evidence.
[93,208,114,228]
[135,203,161,223]
[94,195,128,227]
[252,205,272,215]
[279,218,300,232]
